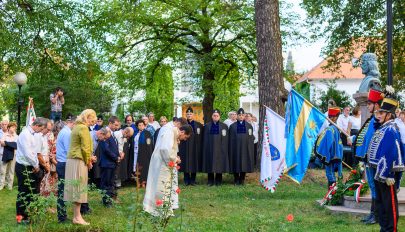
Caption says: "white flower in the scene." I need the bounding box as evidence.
[385,85,395,94]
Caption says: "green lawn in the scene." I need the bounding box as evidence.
[0,169,403,232]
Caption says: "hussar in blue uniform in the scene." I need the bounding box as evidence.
[315,107,343,188]
[354,88,383,224]
[367,91,405,232]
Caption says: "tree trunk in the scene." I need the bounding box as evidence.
[202,70,215,123]
[255,0,286,169]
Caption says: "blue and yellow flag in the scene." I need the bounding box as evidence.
[285,89,326,183]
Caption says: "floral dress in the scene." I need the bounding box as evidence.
[40,133,58,196]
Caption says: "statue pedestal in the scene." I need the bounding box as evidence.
[353,92,371,126]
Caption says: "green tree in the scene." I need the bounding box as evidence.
[0,0,113,119]
[144,64,174,120]
[301,0,405,91]
[88,0,301,122]
[88,0,257,122]
[315,80,352,113]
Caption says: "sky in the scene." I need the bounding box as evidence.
[283,0,325,73]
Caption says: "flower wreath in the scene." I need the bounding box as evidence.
[321,164,369,206]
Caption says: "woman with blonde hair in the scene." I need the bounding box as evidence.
[64,109,96,225]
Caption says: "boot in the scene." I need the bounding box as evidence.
[327,181,335,190]
[361,200,373,222]
[365,199,377,225]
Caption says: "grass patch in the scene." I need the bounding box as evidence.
[0,169,403,231]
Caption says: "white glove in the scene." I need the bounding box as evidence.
[386,178,395,186]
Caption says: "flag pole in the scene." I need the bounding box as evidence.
[264,102,353,173]
[283,163,297,174]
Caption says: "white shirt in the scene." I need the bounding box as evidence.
[395,118,405,144]
[114,130,126,153]
[16,126,39,168]
[35,133,50,162]
[149,121,160,131]
[224,119,235,128]
[0,132,18,155]
[349,116,362,130]
[0,131,4,155]
[133,132,141,172]
[248,121,259,143]
[337,114,350,131]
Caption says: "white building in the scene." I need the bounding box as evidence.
[296,58,363,105]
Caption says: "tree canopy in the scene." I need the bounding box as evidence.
[0,0,113,120]
[302,0,405,92]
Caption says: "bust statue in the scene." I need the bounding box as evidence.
[358,53,382,93]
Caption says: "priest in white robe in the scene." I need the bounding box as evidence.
[143,121,191,216]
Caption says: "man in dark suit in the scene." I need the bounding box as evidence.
[99,116,122,207]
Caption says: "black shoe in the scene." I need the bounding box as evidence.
[364,215,377,225]
[103,203,113,208]
[81,208,92,215]
[361,213,372,222]
[58,218,69,223]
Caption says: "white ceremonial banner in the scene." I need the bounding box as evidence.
[25,98,36,127]
[260,107,286,193]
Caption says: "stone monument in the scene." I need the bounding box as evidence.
[353,53,382,125]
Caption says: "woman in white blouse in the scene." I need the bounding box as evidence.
[0,122,18,190]
[347,106,361,137]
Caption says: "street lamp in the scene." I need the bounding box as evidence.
[13,72,27,134]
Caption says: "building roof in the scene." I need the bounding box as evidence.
[296,42,369,83]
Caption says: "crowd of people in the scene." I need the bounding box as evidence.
[0,86,263,225]
[1,84,404,230]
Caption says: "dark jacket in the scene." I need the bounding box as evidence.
[2,141,17,162]
[99,135,119,169]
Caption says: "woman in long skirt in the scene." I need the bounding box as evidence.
[64,109,96,225]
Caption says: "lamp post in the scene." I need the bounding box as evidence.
[13,72,27,134]
[387,0,393,86]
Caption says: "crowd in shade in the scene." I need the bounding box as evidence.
[1,86,263,225]
[2,85,404,230]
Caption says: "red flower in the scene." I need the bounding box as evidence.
[286,214,294,222]
[176,188,181,194]
[16,215,23,223]
[176,165,180,170]
[156,199,163,207]
[348,188,353,191]
[351,169,357,174]
[168,161,175,168]
[331,190,336,195]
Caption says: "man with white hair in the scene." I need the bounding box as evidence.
[147,112,160,131]
[15,117,48,224]
[0,120,9,138]
[223,111,237,128]
[114,126,134,188]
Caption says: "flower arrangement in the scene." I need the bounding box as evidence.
[321,164,369,206]
[149,161,182,230]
